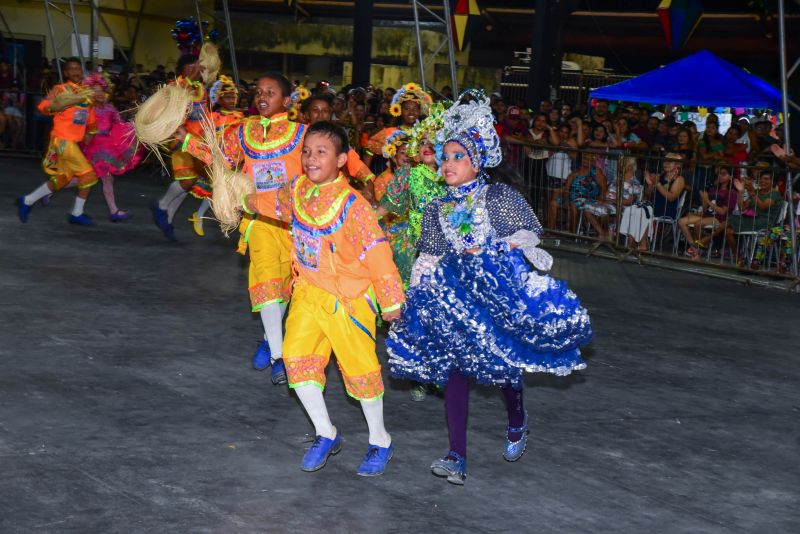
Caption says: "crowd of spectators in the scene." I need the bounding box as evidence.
[490,94,796,270]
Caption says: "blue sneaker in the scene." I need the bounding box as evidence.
[68,213,95,226]
[431,451,467,485]
[271,358,287,385]
[503,411,529,462]
[356,442,394,477]
[252,339,271,370]
[40,194,52,206]
[301,433,342,472]
[16,197,31,223]
[150,200,176,241]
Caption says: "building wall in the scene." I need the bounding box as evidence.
[228,17,499,92]
[1,2,500,91]
[0,1,207,71]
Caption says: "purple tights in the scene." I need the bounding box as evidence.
[444,372,525,458]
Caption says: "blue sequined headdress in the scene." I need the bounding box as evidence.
[440,89,502,170]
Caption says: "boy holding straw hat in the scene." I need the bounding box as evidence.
[243,121,404,476]
[17,58,98,225]
[150,54,210,240]
[188,75,244,237]
[179,72,304,385]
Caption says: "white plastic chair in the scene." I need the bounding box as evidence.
[737,200,788,267]
[650,191,687,254]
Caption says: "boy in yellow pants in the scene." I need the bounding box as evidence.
[244,121,404,476]
[17,58,98,225]
[182,72,303,384]
[151,54,209,241]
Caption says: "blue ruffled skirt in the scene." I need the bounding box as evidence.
[387,246,592,388]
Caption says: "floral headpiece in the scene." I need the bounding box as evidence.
[440,90,501,170]
[288,85,310,120]
[84,71,111,92]
[382,130,410,159]
[407,101,449,158]
[209,75,238,107]
[389,82,433,117]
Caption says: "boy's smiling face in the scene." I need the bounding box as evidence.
[302,132,348,185]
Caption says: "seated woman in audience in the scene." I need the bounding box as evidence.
[549,150,606,232]
[679,166,737,260]
[545,120,585,226]
[632,153,686,250]
[582,156,642,240]
[725,169,783,266]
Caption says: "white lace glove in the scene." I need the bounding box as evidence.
[501,229,553,272]
[410,253,441,287]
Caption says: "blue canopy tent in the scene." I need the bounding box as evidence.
[590,50,784,109]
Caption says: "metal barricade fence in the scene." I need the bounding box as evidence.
[505,137,799,281]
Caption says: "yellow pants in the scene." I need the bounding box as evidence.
[171,149,204,181]
[239,215,292,311]
[42,138,97,190]
[283,282,384,401]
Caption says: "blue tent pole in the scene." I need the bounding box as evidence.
[777,0,798,280]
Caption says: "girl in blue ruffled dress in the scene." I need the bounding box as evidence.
[386,93,593,485]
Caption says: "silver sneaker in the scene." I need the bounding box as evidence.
[431,452,467,485]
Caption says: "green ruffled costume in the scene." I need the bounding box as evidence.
[379,163,446,284]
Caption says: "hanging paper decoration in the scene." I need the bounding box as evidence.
[657,0,703,51]
[697,106,708,118]
[451,0,481,52]
[171,17,217,56]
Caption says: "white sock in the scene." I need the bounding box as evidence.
[260,302,286,362]
[24,183,52,206]
[196,198,211,219]
[71,197,86,217]
[360,397,391,448]
[294,384,336,439]
[159,181,188,223]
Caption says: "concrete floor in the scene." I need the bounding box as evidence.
[1,158,799,533]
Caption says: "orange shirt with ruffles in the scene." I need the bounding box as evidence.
[184,112,305,193]
[38,82,96,142]
[252,173,405,312]
[212,109,244,130]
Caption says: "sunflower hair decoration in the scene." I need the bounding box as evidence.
[291,85,310,104]
[381,130,409,159]
[390,82,433,117]
[287,85,310,122]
